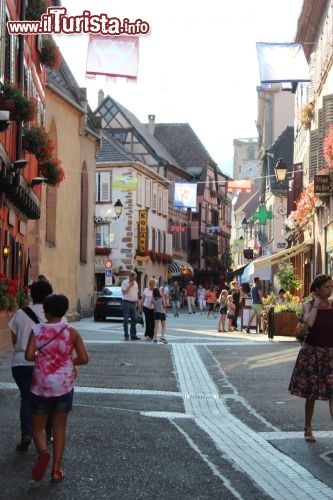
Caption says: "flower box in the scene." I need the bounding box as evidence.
[273,311,298,337]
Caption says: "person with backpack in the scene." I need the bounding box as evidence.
[9,280,53,452]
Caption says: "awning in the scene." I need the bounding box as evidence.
[227,264,249,279]
[253,242,312,269]
[168,260,194,277]
[241,258,271,283]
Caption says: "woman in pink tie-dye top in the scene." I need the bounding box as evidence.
[25,294,89,483]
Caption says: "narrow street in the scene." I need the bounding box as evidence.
[1,311,333,499]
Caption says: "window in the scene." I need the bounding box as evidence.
[162,188,168,215]
[145,179,151,207]
[157,186,162,214]
[152,183,157,210]
[96,172,111,202]
[137,174,143,205]
[95,224,119,248]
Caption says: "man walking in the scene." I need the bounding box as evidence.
[246,277,263,333]
[170,281,181,317]
[186,280,197,314]
[121,271,140,340]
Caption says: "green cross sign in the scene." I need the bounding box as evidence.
[252,205,273,225]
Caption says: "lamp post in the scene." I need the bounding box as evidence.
[274,158,288,183]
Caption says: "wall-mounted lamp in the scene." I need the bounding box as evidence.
[113,199,123,218]
[3,244,10,259]
[29,176,48,188]
[274,158,288,183]
[94,199,123,226]
[241,217,248,232]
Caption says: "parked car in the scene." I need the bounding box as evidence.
[94,286,124,321]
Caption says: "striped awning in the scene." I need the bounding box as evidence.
[168,260,194,277]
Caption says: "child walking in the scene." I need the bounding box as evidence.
[226,295,236,332]
[217,289,228,332]
[25,294,89,482]
[151,288,168,344]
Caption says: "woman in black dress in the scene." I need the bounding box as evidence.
[289,274,333,442]
[229,280,244,331]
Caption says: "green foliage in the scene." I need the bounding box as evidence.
[277,262,302,292]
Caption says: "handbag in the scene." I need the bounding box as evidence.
[136,311,144,326]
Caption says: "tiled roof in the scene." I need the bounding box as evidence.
[97,132,136,163]
[153,123,217,196]
[96,96,182,169]
[46,55,84,109]
[153,123,216,168]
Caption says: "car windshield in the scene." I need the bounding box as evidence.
[101,287,122,297]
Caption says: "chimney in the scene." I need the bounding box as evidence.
[148,114,156,135]
[98,89,105,106]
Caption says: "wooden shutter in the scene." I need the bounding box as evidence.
[309,130,319,181]
[99,172,111,202]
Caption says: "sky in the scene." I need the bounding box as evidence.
[54,0,304,176]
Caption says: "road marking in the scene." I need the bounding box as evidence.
[172,343,333,499]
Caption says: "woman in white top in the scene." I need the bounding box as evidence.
[9,280,53,451]
[140,278,156,340]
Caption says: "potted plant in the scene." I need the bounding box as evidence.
[23,124,55,161]
[39,157,65,187]
[300,102,314,130]
[26,0,50,21]
[276,262,302,294]
[40,38,62,69]
[0,82,36,122]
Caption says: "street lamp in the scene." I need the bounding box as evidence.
[241,217,248,233]
[94,199,123,226]
[113,199,123,218]
[3,244,10,259]
[274,158,288,183]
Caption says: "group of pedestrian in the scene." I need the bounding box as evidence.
[121,272,168,343]
[10,277,89,483]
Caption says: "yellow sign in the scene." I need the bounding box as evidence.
[139,210,147,254]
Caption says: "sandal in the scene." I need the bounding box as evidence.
[304,427,316,443]
[32,450,50,481]
[51,470,65,482]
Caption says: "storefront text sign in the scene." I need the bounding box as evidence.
[139,210,147,254]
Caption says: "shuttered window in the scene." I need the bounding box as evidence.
[310,93,333,179]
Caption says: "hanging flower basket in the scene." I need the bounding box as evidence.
[26,0,50,21]
[324,124,333,168]
[300,102,314,130]
[23,124,55,161]
[39,157,65,187]
[0,82,36,122]
[40,38,62,69]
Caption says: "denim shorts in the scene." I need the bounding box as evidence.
[31,388,74,414]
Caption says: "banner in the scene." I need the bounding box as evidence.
[173,183,197,208]
[113,176,138,190]
[138,210,147,254]
[256,42,310,84]
[227,180,252,193]
[232,239,245,254]
[86,35,139,81]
